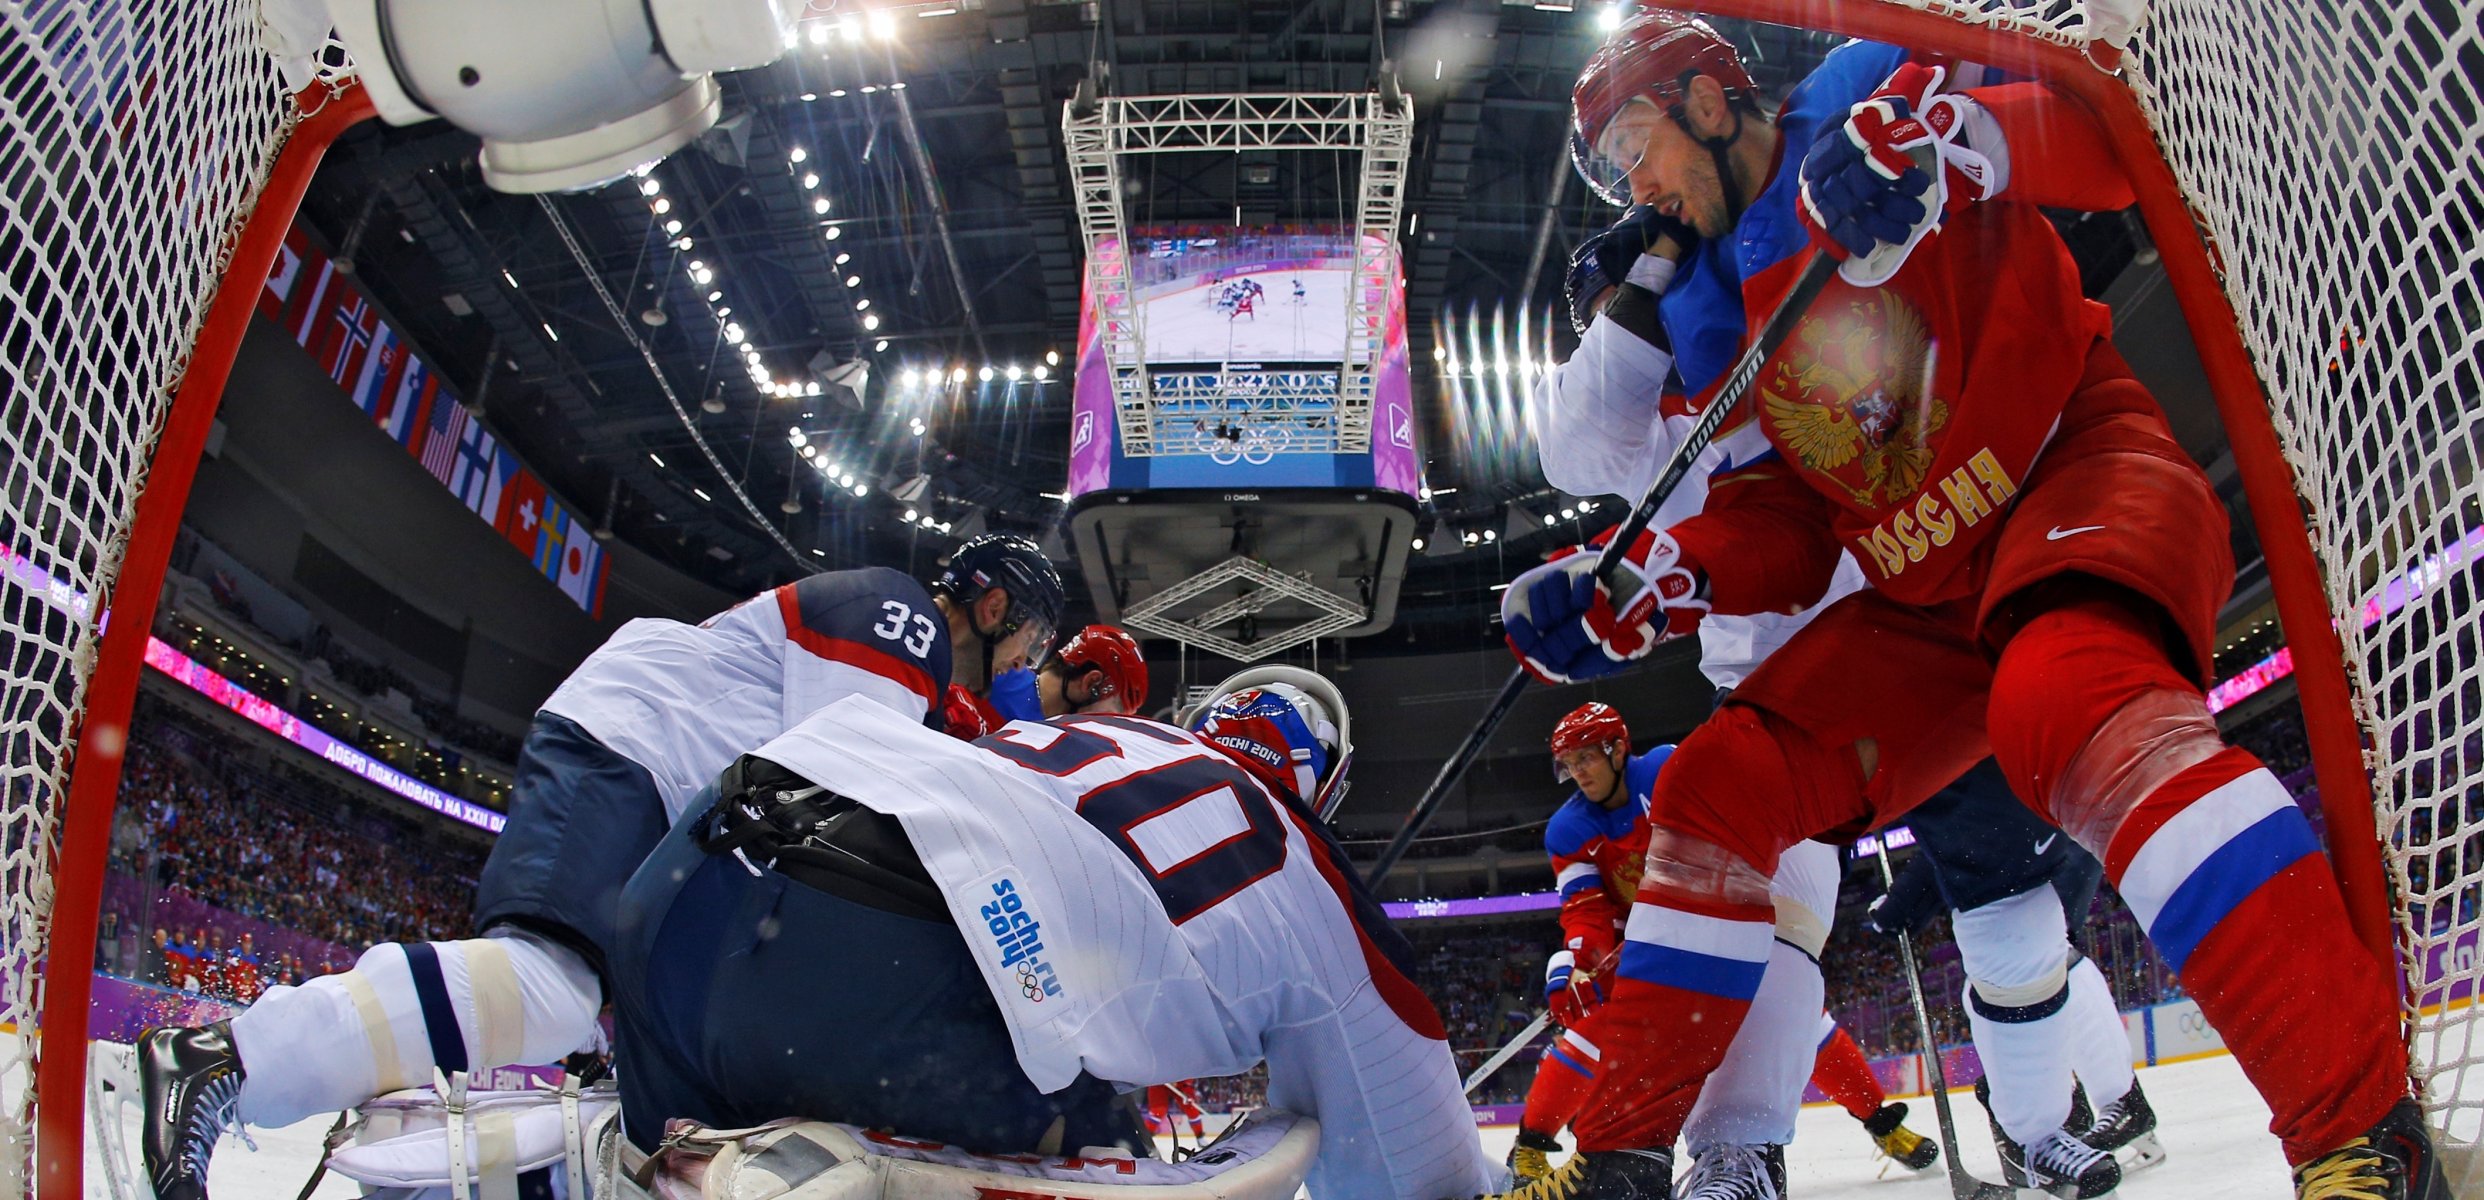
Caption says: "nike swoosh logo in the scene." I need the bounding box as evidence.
[2034,834,2058,855]
[2046,525,2106,541]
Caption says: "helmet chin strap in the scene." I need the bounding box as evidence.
[1705,106,1749,229]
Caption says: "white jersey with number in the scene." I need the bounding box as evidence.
[750,700,1492,1200]
[540,566,950,819]
[1533,266,1868,688]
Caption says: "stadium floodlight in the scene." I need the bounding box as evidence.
[322,0,793,192]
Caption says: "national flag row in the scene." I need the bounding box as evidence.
[258,225,608,617]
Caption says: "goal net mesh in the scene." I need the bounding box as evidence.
[1717,0,2484,1170]
[0,0,299,1175]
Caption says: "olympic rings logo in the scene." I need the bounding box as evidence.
[1018,963,1047,1002]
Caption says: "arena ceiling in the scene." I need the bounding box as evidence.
[293,0,2247,658]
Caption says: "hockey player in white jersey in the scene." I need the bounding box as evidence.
[137,535,1067,1200]
[597,666,1493,1200]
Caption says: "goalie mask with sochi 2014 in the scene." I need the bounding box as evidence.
[1182,666,1355,820]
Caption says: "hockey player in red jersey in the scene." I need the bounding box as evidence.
[1495,14,2436,1199]
[1508,702,1934,1191]
[987,623,1152,723]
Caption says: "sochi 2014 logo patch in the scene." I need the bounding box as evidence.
[982,878,1062,1003]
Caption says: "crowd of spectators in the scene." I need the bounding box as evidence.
[104,699,491,1000]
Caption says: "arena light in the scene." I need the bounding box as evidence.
[640,178,662,196]
[1045,349,1060,366]
[875,339,889,352]
[803,172,820,189]
[1004,364,1023,381]
[652,197,671,214]
[664,219,683,235]
[950,366,967,384]
[813,197,830,215]
[901,368,922,387]
[807,21,831,45]
[825,226,843,240]
[862,314,880,330]
[978,365,995,382]
[1595,3,1626,31]
[1031,364,1049,381]
[844,275,861,288]
[868,9,898,39]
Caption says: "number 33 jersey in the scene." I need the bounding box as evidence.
[750,699,1493,1200]
[541,567,953,820]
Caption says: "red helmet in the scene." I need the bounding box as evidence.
[1057,625,1148,712]
[1549,702,1630,780]
[1571,10,1757,206]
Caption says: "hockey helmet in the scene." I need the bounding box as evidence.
[1184,666,1355,819]
[1571,10,1759,208]
[932,534,1067,662]
[1549,701,1630,782]
[1055,624,1149,712]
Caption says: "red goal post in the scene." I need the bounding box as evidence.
[1,5,375,1191]
[1690,0,2482,1170]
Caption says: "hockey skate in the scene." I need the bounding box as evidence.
[1510,1128,1564,1182]
[1487,1147,1676,1200]
[1678,1142,1784,1200]
[2078,1079,2164,1172]
[138,1022,250,1200]
[1975,1075,2119,1197]
[1862,1100,1940,1170]
[2292,1100,2451,1200]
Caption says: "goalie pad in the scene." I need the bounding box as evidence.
[323,1072,625,1200]
[643,1109,1318,1200]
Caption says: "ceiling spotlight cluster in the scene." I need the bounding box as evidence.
[637,171,827,402]
[893,357,1059,391]
[785,145,876,331]
[787,427,872,498]
[900,508,954,534]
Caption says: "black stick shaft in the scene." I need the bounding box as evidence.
[1360,254,1838,890]
[1877,842,1982,1200]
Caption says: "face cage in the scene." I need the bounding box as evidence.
[1572,123,1641,209]
[1312,748,1354,821]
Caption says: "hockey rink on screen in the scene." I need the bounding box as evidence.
[1139,271,1353,365]
[53,1024,2484,1198]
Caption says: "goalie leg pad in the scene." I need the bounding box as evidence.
[231,929,602,1128]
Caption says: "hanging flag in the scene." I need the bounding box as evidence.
[320,294,377,386]
[260,228,305,321]
[497,469,548,560]
[533,494,570,579]
[377,354,436,447]
[347,324,404,416]
[557,529,607,618]
[447,419,508,521]
[419,397,468,484]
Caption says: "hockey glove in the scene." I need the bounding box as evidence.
[1501,530,1708,685]
[1564,205,1696,336]
[1544,949,1608,1028]
[1797,62,2000,286]
[987,667,1045,723]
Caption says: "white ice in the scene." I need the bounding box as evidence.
[39,1051,2292,1198]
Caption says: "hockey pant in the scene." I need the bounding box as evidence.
[231,927,603,1127]
[1571,582,2408,1164]
[1951,885,2135,1143]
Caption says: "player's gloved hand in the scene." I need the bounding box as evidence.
[1797,62,2000,286]
[1508,1128,1564,1183]
[1863,894,1913,938]
[1564,205,1697,335]
[1544,949,1607,1028]
[987,667,1044,722]
[1501,529,1709,685]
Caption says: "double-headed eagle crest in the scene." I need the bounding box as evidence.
[1762,291,1946,509]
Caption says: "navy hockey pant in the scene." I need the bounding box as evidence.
[472,712,669,976]
[605,786,1144,1154]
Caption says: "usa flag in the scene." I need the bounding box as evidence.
[419,398,468,485]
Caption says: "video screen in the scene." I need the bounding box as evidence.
[1131,227,1359,365]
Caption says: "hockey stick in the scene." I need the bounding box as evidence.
[1874,844,2025,1200]
[1362,252,1840,889]
[1463,1009,1554,1096]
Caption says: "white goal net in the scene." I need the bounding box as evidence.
[1699,0,2484,1177]
[1,0,304,1188]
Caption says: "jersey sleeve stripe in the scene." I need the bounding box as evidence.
[1557,862,1602,895]
[774,585,939,705]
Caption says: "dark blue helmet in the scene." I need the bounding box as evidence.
[932,533,1066,652]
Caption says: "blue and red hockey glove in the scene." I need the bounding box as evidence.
[1501,527,1709,685]
[1797,62,2000,285]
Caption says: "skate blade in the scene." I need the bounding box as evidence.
[2117,1133,2166,1171]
